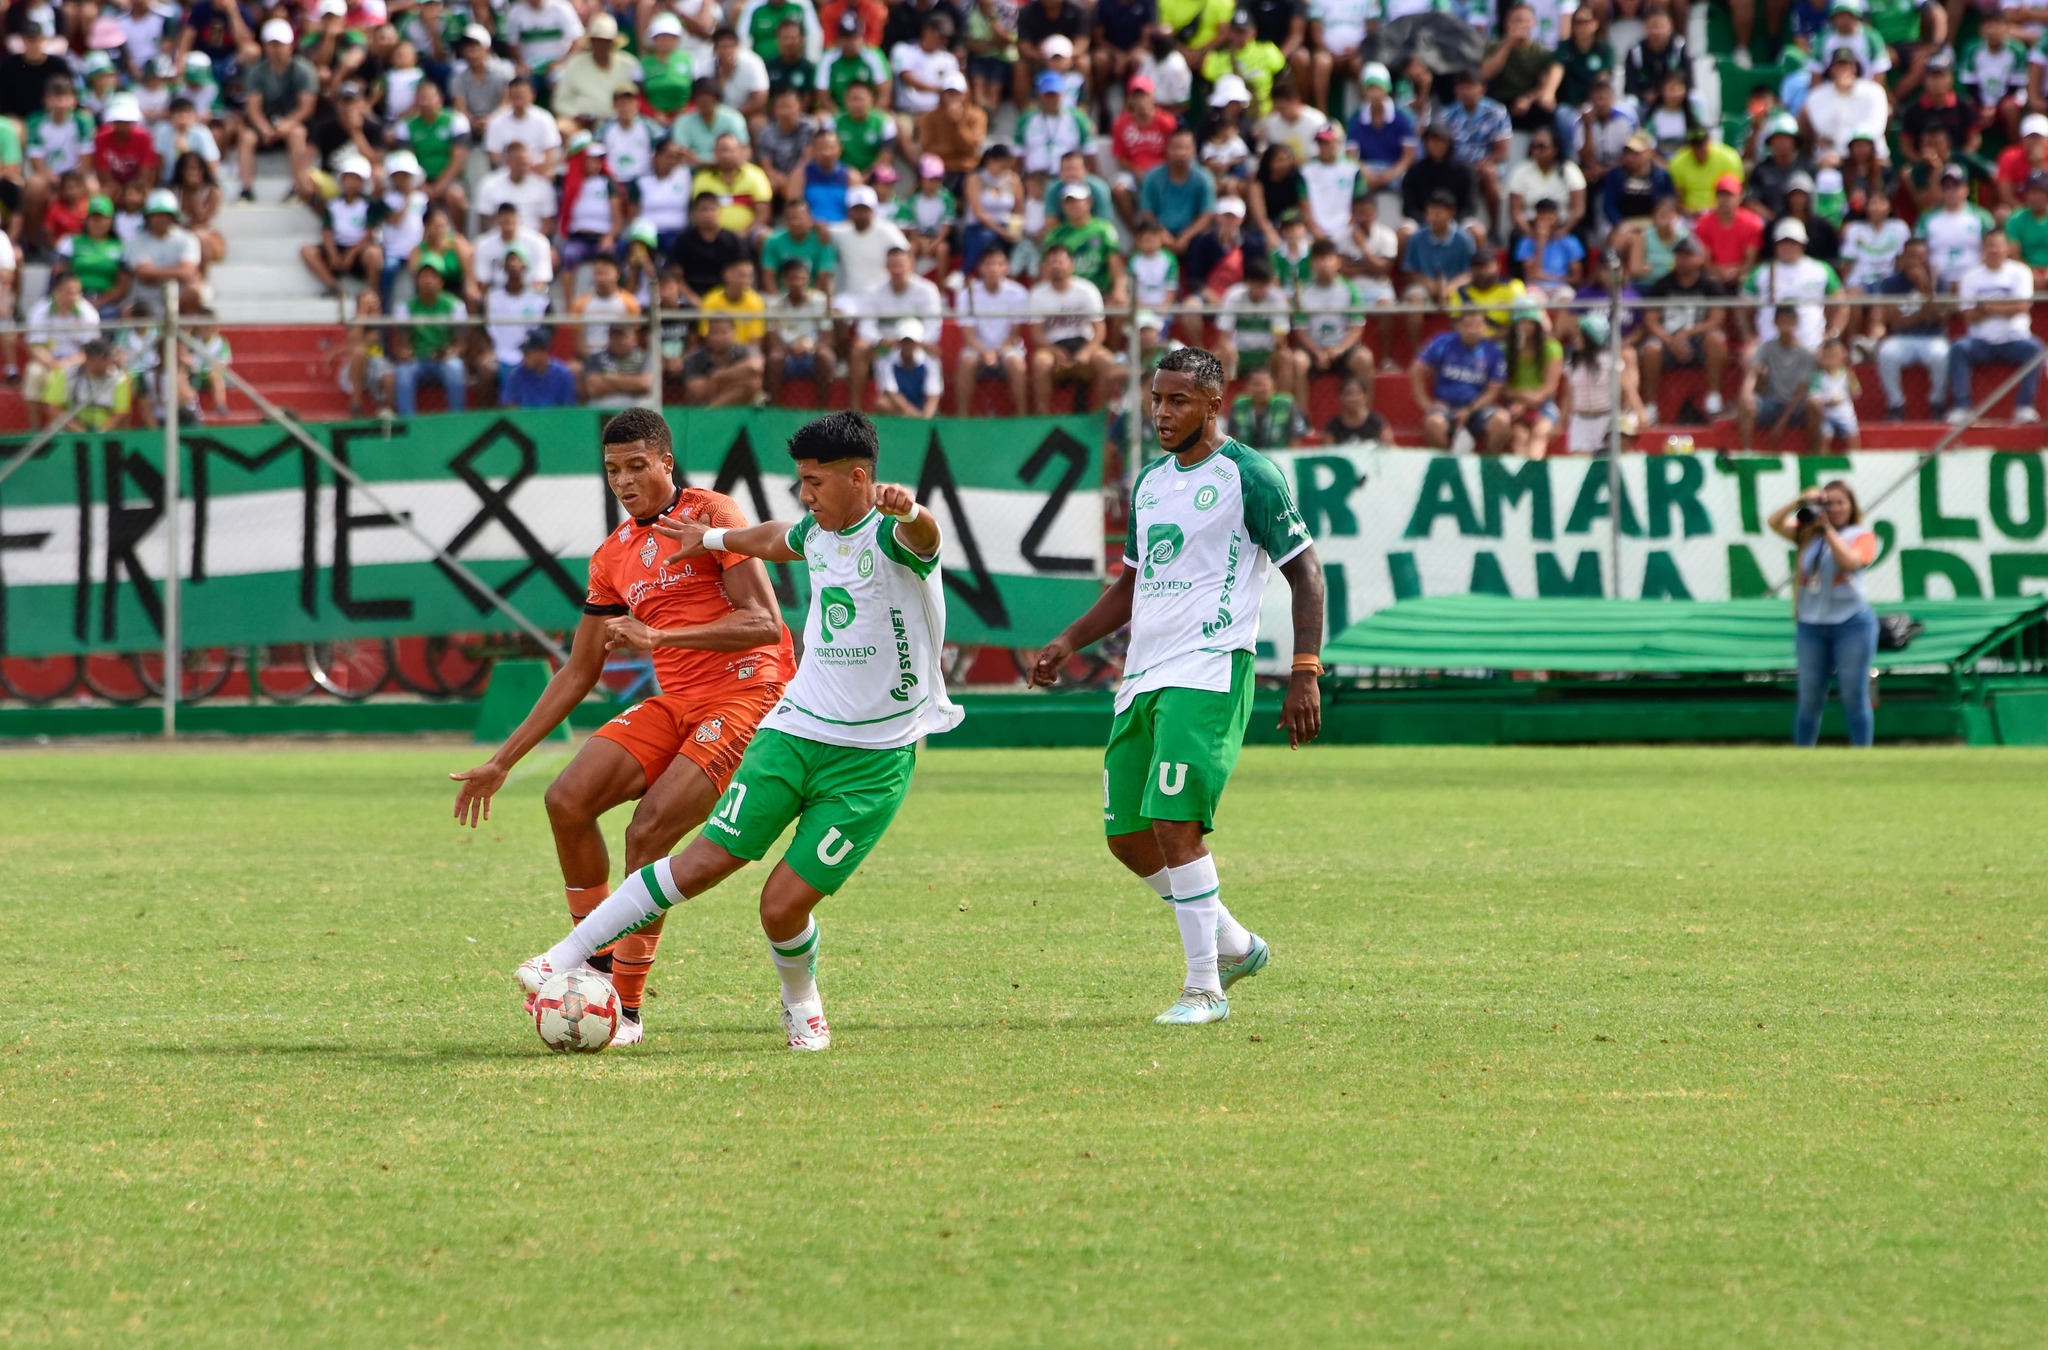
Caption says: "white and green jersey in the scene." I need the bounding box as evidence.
[1297,276,1362,349]
[1216,282,1291,352]
[1837,217,1908,288]
[1118,440,1312,714]
[765,507,963,750]
[1130,251,1179,308]
[1016,105,1092,175]
[27,109,94,172]
[500,0,584,72]
[1743,255,1842,351]
[1915,203,1996,286]
[1958,36,2028,104]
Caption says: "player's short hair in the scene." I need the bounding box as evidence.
[788,411,879,465]
[1155,346,1225,393]
[601,407,672,454]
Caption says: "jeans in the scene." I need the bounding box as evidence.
[1875,332,1949,411]
[1948,336,2045,412]
[960,222,1009,274]
[394,356,466,416]
[1795,608,1878,748]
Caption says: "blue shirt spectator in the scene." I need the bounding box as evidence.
[1419,328,1507,409]
[1140,159,1218,238]
[1403,222,1478,282]
[502,354,580,407]
[1347,102,1417,174]
[805,159,852,223]
[1514,230,1587,283]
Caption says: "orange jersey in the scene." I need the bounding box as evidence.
[584,487,794,701]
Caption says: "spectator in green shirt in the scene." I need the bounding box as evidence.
[1043,182,1126,302]
[2012,174,2048,286]
[740,0,822,66]
[821,11,892,112]
[834,80,896,172]
[641,14,695,116]
[392,259,469,415]
[671,80,751,167]
[762,198,841,295]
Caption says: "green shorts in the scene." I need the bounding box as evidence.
[1103,649,1255,836]
[700,727,917,895]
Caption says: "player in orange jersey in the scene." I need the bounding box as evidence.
[449,407,794,1045]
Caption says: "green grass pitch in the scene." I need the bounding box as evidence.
[3,742,2046,1346]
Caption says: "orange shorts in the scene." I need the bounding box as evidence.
[590,682,785,793]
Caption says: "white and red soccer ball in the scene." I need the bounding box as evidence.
[533,969,620,1053]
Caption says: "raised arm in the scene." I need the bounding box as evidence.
[656,515,805,563]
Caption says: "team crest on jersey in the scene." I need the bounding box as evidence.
[639,535,658,568]
[1193,485,1219,511]
[736,661,756,680]
[694,717,725,744]
[858,549,875,578]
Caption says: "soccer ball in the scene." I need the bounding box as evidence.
[533,969,620,1053]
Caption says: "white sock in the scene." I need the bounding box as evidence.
[1214,903,1251,963]
[768,919,820,1007]
[1167,856,1222,995]
[1142,867,1172,900]
[544,857,684,971]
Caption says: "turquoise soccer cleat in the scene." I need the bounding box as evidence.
[1219,933,1270,990]
[1154,987,1230,1025]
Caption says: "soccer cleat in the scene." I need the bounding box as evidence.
[1154,987,1230,1025]
[611,1016,644,1047]
[1219,933,1271,991]
[782,999,832,1051]
[515,954,588,1013]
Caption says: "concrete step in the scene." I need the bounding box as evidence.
[209,294,350,326]
[210,261,331,299]
[221,233,318,267]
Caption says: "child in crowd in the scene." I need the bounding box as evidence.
[1814,336,1861,451]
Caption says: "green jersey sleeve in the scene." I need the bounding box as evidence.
[1233,445,1312,564]
[785,513,817,553]
[877,519,939,578]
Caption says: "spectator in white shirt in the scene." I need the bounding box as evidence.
[1027,242,1114,414]
[954,245,1031,415]
[483,77,564,172]
[476,140,558,234]
[847,244,943,411]
[470,199,557,302]
[832,186,912,296]
[1801,48,1891,168]
[874,318,944,418]
[1946,230,2043,426]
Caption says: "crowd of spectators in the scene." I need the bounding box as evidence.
[4,0,2048,447]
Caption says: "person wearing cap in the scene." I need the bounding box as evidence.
[1294,122,1358,241]
[129,188,208,315]
[394,78,474,226]
[1802,46,1890,169]
[1919,161,1995,287]
[1775,168,1842,265]
[1017,68,1093,176]
[1812,0,1891,82]
[56,194,131,319]
[1346,62,1415,206]
[1742,112,1813,222]
[1045,178,1125,297]
[299,155,383,295]
[1106,75,1176,222]
[236,22,318,202]
[1201,10,1287,119]
[1437,69,1511,222]
[88,93,160,193]
[2007,171,2048,285]
[865,316,941,417]
[499,327,578,408]
[1741,218,1847,353]
[895,153,957,275]
[1639,235,1731,421]
[550,11,643,128]
[763,17,823,110]
[1480,2,1562,134]
[1662,124,1742,214]
[1947,228,2043,426]
[820,13,893,113]
[1015,0,1090,109]
[449,23,516,125]
[1993,113,2048,212]
[0,18,75,126]
[301,80,390,205]
[548,136,617,307]
[482,76,563,175]
[54,336,137,432]
[370,149,429,304]
[628,14,691,120]
[1599,130,1674,242]
[1899,49,1981,168]
[693,131,775,239]
[917,68,987,176]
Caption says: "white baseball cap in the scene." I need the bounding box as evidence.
[144,188,181,215]
[939,70,967,93]
[1775,218,1808,245]
[896,317,926,343]
[103,93,142,122]
[1216,195,1246,217]
[261,18,294,43]
[462,21,494,45]
[646,12,682,39]
[2023,113,2048,139]
[1042,34,1073,59]
[1208,74,1250,107]
[337,154,374,180]
[386,149,423,177]
[845,184,879,209]
[588,12,619,40]
[316,0,347,17]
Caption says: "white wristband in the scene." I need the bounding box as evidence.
[886,506,919,522]
[700,527,729,552]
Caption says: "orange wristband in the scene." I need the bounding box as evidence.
[1292,656,1324,676]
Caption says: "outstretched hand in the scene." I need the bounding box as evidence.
[1280,672,1322,749]
[449,761,507,827]
[653,514,708,564]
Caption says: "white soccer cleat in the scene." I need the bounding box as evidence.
[515,954,588,1013]
[782,999,832,1051]
[610,1016,645,1047]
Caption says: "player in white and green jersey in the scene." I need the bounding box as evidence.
[518,412,963,1052]
[1032,347,1325,1026]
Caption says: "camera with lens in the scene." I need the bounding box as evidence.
[1795,503,1824,527]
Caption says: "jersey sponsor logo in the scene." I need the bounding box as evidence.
[1193,484,1220,511]
[1157,762,1188,796]
[1201,533,1244,639]
[707,782,747,834]
[819,586,857,641]
[615,520,633,541]
[816,826,855,866]
[737,661,757,680]
[639,535,658,568]
[887,607,920,703]
[1134,489,1159,510]
[694,716,725,744]
[1142,523,1184,579]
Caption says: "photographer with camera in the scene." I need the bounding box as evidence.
[1769,481,1880,748]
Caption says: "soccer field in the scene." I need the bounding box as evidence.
[3,742,2045,1347]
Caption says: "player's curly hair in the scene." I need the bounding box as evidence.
[788,410,879,464]
[1156,346,1225,393]
[601,407,671,454]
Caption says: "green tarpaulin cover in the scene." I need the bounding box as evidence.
[1325,597,2048,674]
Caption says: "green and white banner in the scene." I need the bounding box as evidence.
[1254,448,2048,648]
[0,408,1105,656]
